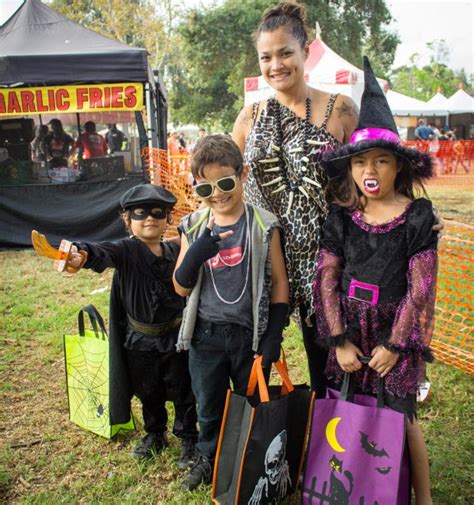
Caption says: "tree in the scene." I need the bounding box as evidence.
[50,0,168,69]
[390,40,473,100]
[172,0,399,129]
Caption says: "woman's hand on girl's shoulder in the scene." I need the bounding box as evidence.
[232,103,257,154]
[431,206,444,238]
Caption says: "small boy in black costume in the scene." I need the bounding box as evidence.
[66,184,198,466]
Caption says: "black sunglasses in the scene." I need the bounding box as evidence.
[129,206,168,221]
[193,175,238,199]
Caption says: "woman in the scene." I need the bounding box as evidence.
[233,1,358,397]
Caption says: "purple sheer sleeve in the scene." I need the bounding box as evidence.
[386,248,437,359]
[313,248,350,347]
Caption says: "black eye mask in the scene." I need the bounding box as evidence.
[129,205,168,220]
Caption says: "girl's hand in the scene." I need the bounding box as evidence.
[335,341,363,373]
[368,345,399,377]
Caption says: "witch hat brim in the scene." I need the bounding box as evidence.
[321,57,433,180]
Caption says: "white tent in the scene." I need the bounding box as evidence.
[427,91,449,111]
[447,88,474,113]
[244,36,387,106]
[386,90,436,116]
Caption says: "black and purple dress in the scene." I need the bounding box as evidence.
[313,198,438,416]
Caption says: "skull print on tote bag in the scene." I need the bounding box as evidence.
[211,356,313,505]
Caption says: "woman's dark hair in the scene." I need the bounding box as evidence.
[326,155,427,211]
[253,1,308,48]
[191,134,244,179]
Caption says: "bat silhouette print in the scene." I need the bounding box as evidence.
[359,432,389,458]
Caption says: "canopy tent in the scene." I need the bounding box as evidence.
[386,90,434,116]
[447,88,474,114]
[427,91,449,111]
[244,35,387,106]
[0,0,167,248]
[0,0,149,86]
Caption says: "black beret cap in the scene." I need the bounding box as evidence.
[120,184,177,209]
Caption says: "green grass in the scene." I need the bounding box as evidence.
[1,251,473,504]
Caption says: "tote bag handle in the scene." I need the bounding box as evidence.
[340,355,385,408]
[78,304,108,340]
[246,355,295,402]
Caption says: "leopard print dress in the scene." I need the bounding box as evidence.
[244,96,340,317]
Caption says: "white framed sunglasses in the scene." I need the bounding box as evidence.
[193,175,238,199]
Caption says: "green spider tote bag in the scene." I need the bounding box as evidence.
[63,305,135,439]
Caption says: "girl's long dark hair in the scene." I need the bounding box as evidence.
[326,156,427,211]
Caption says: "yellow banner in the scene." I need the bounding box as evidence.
[0,83,143,117]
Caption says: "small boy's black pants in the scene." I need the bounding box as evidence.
[189,318,255,461]
[125,348,198,441]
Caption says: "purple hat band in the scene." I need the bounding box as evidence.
[350,127,400,144]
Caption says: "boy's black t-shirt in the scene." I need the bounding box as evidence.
[197,212,254,329]
[76,237,184,352]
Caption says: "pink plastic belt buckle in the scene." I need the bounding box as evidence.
[348,279,379,305]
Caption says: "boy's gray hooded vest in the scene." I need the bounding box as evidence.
[176,203,280,352]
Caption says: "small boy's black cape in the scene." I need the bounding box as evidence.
[108,271,134,425]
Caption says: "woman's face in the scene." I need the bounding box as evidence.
[256,26,308,94]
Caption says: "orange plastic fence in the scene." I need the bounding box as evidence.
[142,148,199,238]
[143,147,473,374]
[434,222,474,374]
[403,140,474,190]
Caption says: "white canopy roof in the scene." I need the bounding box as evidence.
[386,89,435,116]
[244,36,387,106]
[447,89,474,113]
[427,92,449,110]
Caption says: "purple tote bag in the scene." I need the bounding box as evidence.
[302,363,410,505]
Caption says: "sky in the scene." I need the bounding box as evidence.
[0,0,472,75]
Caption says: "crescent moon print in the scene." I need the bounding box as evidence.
[325,417,346,453]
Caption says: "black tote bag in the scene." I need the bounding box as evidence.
[212,356,314,505]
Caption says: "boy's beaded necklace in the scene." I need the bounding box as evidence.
[206,206,251,305]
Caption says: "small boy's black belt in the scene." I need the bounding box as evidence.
[127,315,182,337]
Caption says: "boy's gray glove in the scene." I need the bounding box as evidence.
[258,303,289,368]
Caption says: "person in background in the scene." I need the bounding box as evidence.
[178,132,188,152]
[42,119,74,168]
[168,131,181,157]
[106,124,126,153]
[191,128,207,152]
[74,121,108,159]
[414,119,434,141]
[31,125,49,162]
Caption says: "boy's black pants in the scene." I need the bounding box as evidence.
[189,319,255,461]
[125,348,198,441]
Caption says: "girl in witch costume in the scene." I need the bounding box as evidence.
[233,2,358,398]
[65,184,198,467]
[315,57,437,504]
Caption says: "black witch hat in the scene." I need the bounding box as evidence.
[322,57,433,179]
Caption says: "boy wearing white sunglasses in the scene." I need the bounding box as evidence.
[173,134,289,490]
